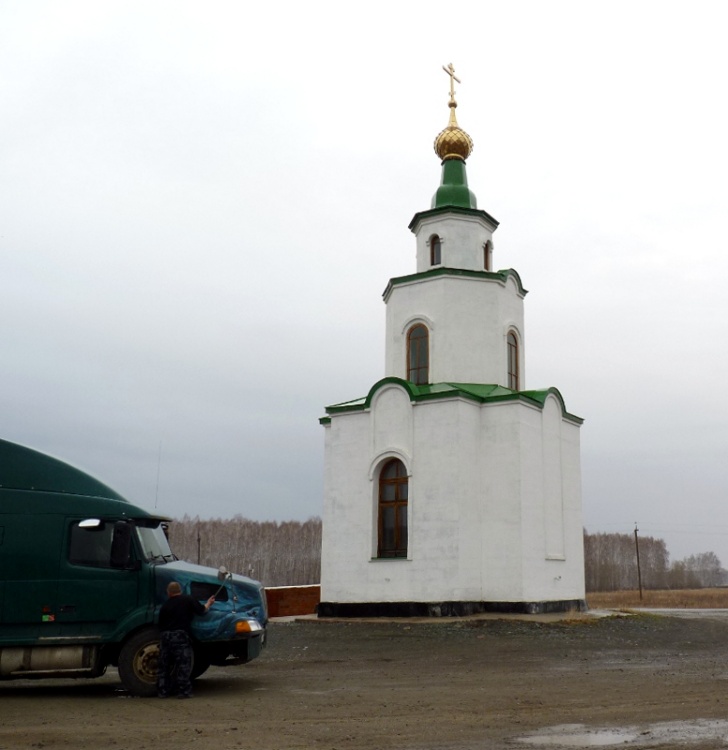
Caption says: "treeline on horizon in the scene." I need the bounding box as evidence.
[584,530,726,592]
[166,516,727,592]
[167,515,322,588]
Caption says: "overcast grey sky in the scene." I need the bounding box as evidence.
[2,0,727,566]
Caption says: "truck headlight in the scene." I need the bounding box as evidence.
[235,619,262,634]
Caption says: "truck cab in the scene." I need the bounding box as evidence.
[0,438,267,695]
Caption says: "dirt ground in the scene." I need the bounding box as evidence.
[3,612,728,750]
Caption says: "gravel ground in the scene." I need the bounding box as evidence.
[3,613,728,749]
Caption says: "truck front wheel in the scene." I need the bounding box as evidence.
[191,649,210,679]
[118,628,160,697]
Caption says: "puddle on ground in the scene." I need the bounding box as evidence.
[517,726,638,747]
[514,720,728,747]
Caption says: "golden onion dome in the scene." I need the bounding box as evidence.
[434,64,473,162]
[434,104,473,161]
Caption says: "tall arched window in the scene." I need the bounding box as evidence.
[507,331,520,390]
[484,240,492,271]
[378,459,408,558]
[407,324,429,384]
[429,235,441,266]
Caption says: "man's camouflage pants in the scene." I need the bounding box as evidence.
[157,630,193,698]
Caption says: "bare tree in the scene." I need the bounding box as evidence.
[584,530,668,592]
[668,552,726,588]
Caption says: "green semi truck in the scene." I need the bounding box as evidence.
[0,438,267,696]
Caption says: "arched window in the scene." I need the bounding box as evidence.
[430,235,441,266]
[378,459,408,558]
[484,240,492,271]
[407,324,429,384]
[507,331,519,390]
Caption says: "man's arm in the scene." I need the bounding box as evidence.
[193,596,215,616]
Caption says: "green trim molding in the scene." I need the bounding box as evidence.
[321,377,583,425]
[383,267,527,301]
[408,204,499,234]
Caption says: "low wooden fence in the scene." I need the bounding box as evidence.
[266,585,321,617]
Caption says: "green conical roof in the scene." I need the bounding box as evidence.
[432,158,477,209]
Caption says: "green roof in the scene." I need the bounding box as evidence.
[321,378,583,425]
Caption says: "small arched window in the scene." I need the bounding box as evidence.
[507,331,520,390]
[484,240,492,271]
[407,324,429,384]
[430,235,441,266]
[378,459,408,558]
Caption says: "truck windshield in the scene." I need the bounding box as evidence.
[136,521,176,563]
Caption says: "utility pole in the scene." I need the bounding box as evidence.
[634,523,643,601]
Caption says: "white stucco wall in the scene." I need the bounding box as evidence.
[320,385,585,606]
[384,274,525,386]
[413,211,497,273]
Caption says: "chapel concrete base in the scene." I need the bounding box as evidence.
[317,599,588,618]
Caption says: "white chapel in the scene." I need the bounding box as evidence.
[319,66,586,617]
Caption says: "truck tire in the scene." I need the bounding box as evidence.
[118,628,161,697]
[191,649,210,679]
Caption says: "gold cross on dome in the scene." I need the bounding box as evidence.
[442,63,461,103]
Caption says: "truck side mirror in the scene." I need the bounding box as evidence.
[110,522,133,568]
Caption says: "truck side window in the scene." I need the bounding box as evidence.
[191,581,228,602]
[69,521,114,568]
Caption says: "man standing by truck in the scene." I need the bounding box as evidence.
[157,581,215,698]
